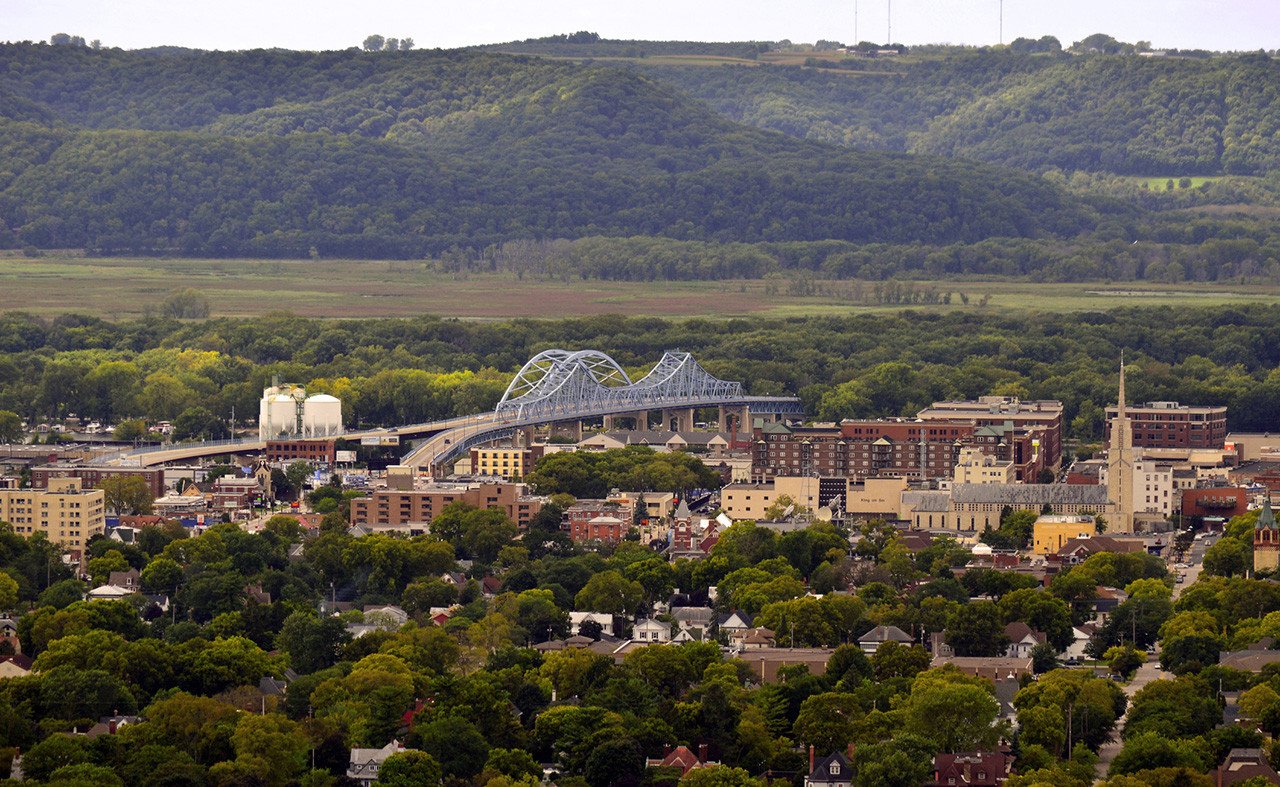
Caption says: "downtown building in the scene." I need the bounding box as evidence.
[751,412,1054,484]
[1105,401,1227,450]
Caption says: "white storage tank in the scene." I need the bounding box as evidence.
[303,394,343,437]
[258,385,305,440]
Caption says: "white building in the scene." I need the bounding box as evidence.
[1101,459,1174,518]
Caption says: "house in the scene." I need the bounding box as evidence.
[569,612,616,637]
[86,584,136,601]
[480,576,503,598]
[0,617,20,654]
[0,653,33,679]
[929,751,1013,786]
[1215,748,1280,785]
[1003,622,1046,659]
[362,605,409,628]
[805,750,852,787]
[86,714,141,738]
[717,610,754,636]
[646,744,714,776]
[1218,649,1280,673]
[733,627,777,650]
[347,740,406,785]
[633,619,671,643]
[857,625,913,654]
[1064,624,1096,661]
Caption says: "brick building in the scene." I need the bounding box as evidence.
[565,499,635,542]
[266,439,337,464]
[1106,402,1227,450]
[916,396,1064,470]
[349,481,544,530]
[1181,487,1249,522]
[752,417,1050,483]
[32,465,165,498]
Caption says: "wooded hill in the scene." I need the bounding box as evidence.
[0,44,1097,257]
[625,51,1280,176]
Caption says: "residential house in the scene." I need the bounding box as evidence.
[86,715,141,738]
[1218,648,1280,673]
[0,653,33,679]
[733,627,777,650]
[1214,748,1280,785]
[857,625,913,654]
[633,618,671,643]
[805,751,852,787]
[646,745,714,776]
[0,617,19,654]
[1003,622,1046,659]
[929,751,1013,786]
[569,612,616,637]
[87,584,136,601]
[717,610,754,637]
[347,740,406,785]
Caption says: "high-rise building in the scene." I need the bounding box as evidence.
[1107,361,1136,534]
[0,477,105,559]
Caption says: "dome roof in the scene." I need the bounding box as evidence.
[971,543,993,555]
[306,394,340,402]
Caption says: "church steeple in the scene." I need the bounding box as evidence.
[1259,499,1277,531]
[1108,356,1135,534]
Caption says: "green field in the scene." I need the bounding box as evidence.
[2,254,1277,320]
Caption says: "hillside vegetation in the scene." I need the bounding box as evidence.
[636,52,1280,175]
[0,45,1094,258]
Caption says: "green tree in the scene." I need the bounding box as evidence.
[574,570,644,615]
[0,410,23,444]
[410,716,490,779]
[161,288,211,319]
[793,692,862,752]
[945,601,1009,657]
[99,474,155,515]
[377,750,442,786]
[901,668,1000,752]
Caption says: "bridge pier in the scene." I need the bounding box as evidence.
[661,408,695,432]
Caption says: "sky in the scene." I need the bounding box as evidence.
[2,0,1276,53]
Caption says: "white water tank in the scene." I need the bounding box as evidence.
[259,385,304,440]
[303,394,343,437]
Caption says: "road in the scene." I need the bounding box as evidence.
[1092,533,1205,781]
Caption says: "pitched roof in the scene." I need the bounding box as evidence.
[858,625,913,644]
[1258,500,1277,531]
[1003,622,1046,644]
[952,483,1110,507]
[809,751,852,784]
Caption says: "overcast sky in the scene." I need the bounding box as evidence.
[3,0,1276,52]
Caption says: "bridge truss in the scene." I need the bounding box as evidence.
[495,350,745,422]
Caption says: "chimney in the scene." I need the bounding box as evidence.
[698,743,708,763]
[847,742,854,761]
[663,744,672,757]
[809,745,815,774]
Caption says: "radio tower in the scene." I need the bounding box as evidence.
[854,0,858,44]
[887,0,892,44]
[999,0,1004,44]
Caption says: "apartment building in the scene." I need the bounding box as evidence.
[916,396,1064,469]
[0,477,105,558]
[1106,402,1227,450]
[349,481,544,530]
[31,465,165,498]
[751,417,1049,483]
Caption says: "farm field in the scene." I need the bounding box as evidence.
[2,255,1277,320]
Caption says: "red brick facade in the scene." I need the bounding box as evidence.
[266,439,337,464]
[32,465,165,498]
[350,482,543,530]
[1106,402,1227,450]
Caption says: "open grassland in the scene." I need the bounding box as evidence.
[2,255,1277,320]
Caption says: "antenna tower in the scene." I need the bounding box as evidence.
[887,0,892,44]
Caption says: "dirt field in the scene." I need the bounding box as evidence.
[1,255,1276,320]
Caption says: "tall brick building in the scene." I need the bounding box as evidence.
[1105,401,1227,450]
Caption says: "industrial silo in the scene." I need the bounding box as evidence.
[303,394,343,437]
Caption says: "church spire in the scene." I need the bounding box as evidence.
[1117,352,1126,419]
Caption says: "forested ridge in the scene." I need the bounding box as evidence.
[637,52,1280,176]
[0,44,1094,258]
[4,307,1280,441]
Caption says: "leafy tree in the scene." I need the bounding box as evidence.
[161,288,211,319]
[275,611,351,674]
[573,570,644,615]
[410,716,490,779]
[945,601,1008,657]
[377,750,442,786]
[172,406,228,442]
[99,474,155,515]
[792,692,862,752]
[0,410,23,443]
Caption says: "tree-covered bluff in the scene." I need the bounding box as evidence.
[0,44,1097,257]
